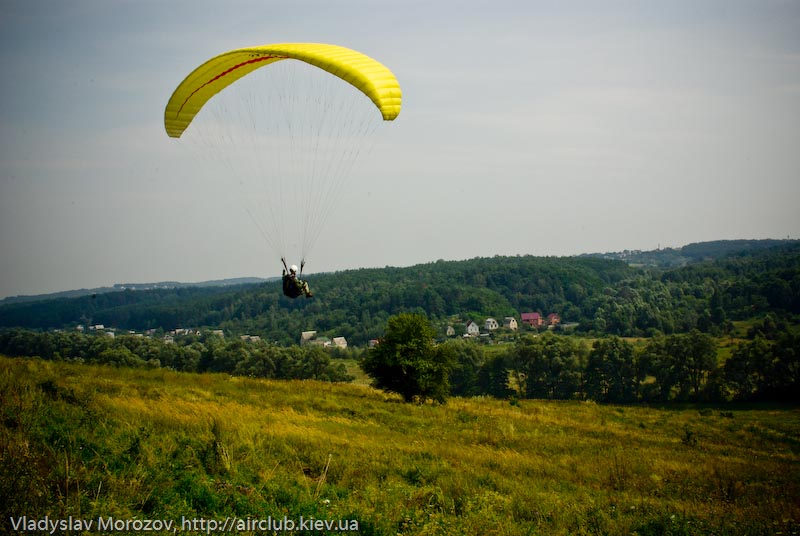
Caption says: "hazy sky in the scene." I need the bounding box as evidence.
[1,0,799,298]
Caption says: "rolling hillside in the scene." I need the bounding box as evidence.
[2,356,798,535]
[0,240,798,345]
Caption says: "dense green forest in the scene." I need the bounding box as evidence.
[584,238,796,268]
[1,240,798,346]
[1,240,798,404]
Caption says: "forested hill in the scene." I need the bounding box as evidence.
[584,238,797,268]
[0,277,269,306]
[1,241,798,345]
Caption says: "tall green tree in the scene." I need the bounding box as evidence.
[477,352,513,399]
[360,313,455,403]
[642,331,718,401]
[725,332,800,402]
[446,339,486,397]
[724,336,772,401]
[512,333,586,400]
[585,337,642,403]
[681,330,718,400]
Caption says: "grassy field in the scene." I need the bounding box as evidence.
[1,355,798,535]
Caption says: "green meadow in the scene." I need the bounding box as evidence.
[2,355,798,535]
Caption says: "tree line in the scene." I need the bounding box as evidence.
[1,242,797,346]
[1,318,797,403]
[447,328,800,403]
[0,329,353,382]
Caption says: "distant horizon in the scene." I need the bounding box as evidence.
[3,236,795,301]
[3,2,797,304]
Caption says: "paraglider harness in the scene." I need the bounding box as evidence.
[281,258,311,299]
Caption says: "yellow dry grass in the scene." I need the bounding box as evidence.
[2,356,798,535]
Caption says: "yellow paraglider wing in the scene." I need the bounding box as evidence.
[164,43,401,138]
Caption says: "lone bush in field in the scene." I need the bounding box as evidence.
[360,313,455,403]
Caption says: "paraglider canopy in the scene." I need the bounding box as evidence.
[164,42,401,286]
[165,43,401,138]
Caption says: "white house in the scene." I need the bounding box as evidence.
[465,320,480,337]
[446,325,456,337]
[484,318,499,331]
[504,317,518,330]
[332,337,348,349]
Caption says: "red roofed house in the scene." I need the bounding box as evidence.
[521,312,543,328]
[547,313,561,327]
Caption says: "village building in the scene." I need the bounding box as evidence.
[521,312,543,327]
[310,337,332,348]
[465,320,480,337]
[503,317,518,330]
[484,318,499,331]
[300,331,317,345]
[300,330,342,348]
